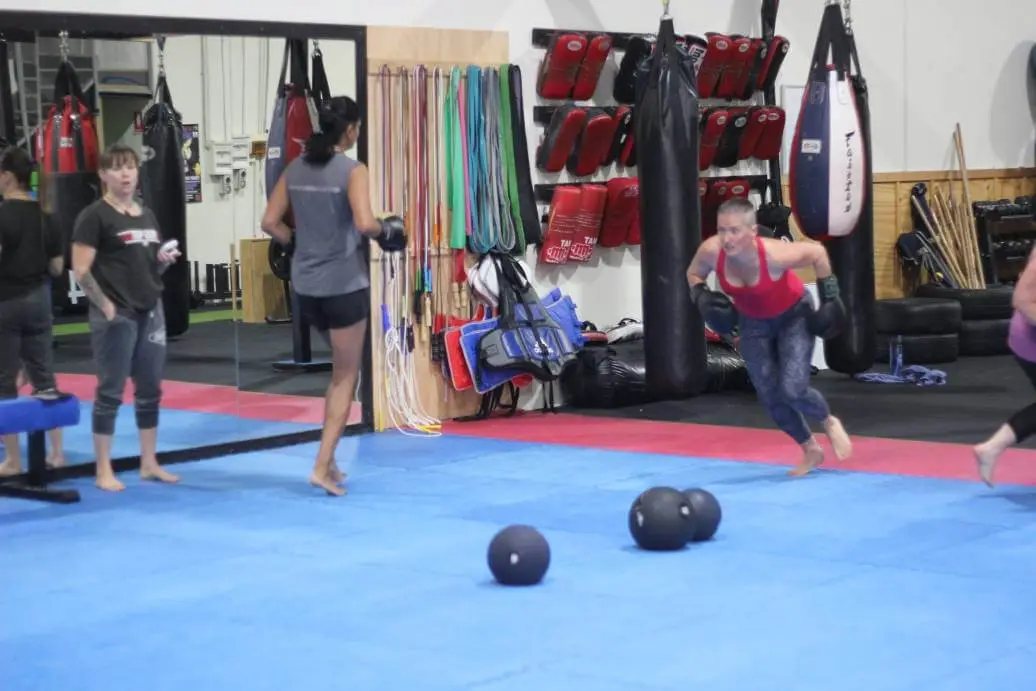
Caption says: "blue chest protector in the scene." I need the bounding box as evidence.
[475,254,576,384]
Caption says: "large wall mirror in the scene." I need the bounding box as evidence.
[0,14,370,489]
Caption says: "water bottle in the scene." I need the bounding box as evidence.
[889,334,903,376]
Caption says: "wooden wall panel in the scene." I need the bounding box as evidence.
[785,168,1035,299]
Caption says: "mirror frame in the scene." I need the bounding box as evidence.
[0,11,374,482]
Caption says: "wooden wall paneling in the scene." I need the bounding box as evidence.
[780,168,1035,300]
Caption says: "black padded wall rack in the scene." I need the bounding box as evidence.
[531,28,638,51]
[534,176,771,205]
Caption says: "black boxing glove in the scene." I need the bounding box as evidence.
[807,275,847,339]
[375,215,407,252]
[689,282,739,335]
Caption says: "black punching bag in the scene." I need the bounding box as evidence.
[633,12,708,399]
[822,17,875,374]
[140,72,190,338]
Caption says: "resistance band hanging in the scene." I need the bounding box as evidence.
[375,65,441,436]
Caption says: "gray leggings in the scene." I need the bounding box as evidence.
[88,302,166,436]
[738,295,830,444]
[0,283,57,399]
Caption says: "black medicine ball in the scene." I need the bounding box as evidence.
[628,486,696,551]
[487,525,551,586]
[682,487,722,542]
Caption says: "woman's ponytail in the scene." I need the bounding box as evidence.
[301,96,361,166]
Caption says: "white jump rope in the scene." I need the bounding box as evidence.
[378,65,441,436]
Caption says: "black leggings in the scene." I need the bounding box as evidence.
[1009,356,1036,442]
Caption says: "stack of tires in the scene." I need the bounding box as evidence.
[873,297,963,365]
[915,284,1014,357]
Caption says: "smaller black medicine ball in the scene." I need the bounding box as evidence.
[682,488,722,542]
[628,486,696,551]
[487,525,551,586]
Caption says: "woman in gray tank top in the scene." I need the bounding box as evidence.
[261,96,405,496]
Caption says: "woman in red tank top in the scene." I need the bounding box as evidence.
[686,198,852,475]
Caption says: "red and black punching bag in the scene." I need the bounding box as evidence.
[37,59,100,315]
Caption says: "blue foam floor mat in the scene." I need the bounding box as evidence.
[2,432,1036,690]
[3,403,316,465]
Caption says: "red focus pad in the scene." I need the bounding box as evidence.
[757,36,789,91]
[566,108,618,177]
[726,178,751,202]
[598,177,639,248]
[572,35,613,100]
[738,38,769,99]
[536,32,589,99]
[699,108,729,171]
[713,108,749,169]
[568,184,609,262]
[752,107,785,160]
[603,106,632,166]
[538,186,582,264]
[697,34,733,98]
[714,36,755,99]
[738,107,769,161]
[536,105,587,173]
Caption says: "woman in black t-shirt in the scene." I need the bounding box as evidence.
[0,146,69,476]
[71,144,181,492]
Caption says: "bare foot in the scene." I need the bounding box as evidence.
[329,464,346,485]
[46,454,65,469]
[0,458,21,476]
[140,465,180,483]
[310,472,346,496]
[96,474,126,492]
[788,445,825,477]
[973,444,999,488]
[824,416,853,460]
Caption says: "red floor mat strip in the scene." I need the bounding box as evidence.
[444,412,1036,485]
[47,373,340,425]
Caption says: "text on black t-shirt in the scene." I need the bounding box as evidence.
[71,200,165,312]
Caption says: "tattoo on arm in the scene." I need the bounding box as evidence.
[77,271,112,311]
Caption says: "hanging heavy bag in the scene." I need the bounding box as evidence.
[821,5,876,375]
[264,39,316,230]
[37,59,100,315]
[789,2,866,242]
[633,11,708,399]
[140,71,190,338]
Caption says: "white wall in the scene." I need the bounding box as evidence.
[16,0,1033,324]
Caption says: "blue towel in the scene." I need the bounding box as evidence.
[853,364,947,386]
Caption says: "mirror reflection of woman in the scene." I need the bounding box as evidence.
[0,145,69,475]
[261,96,406,496]
[71,144,181,492]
